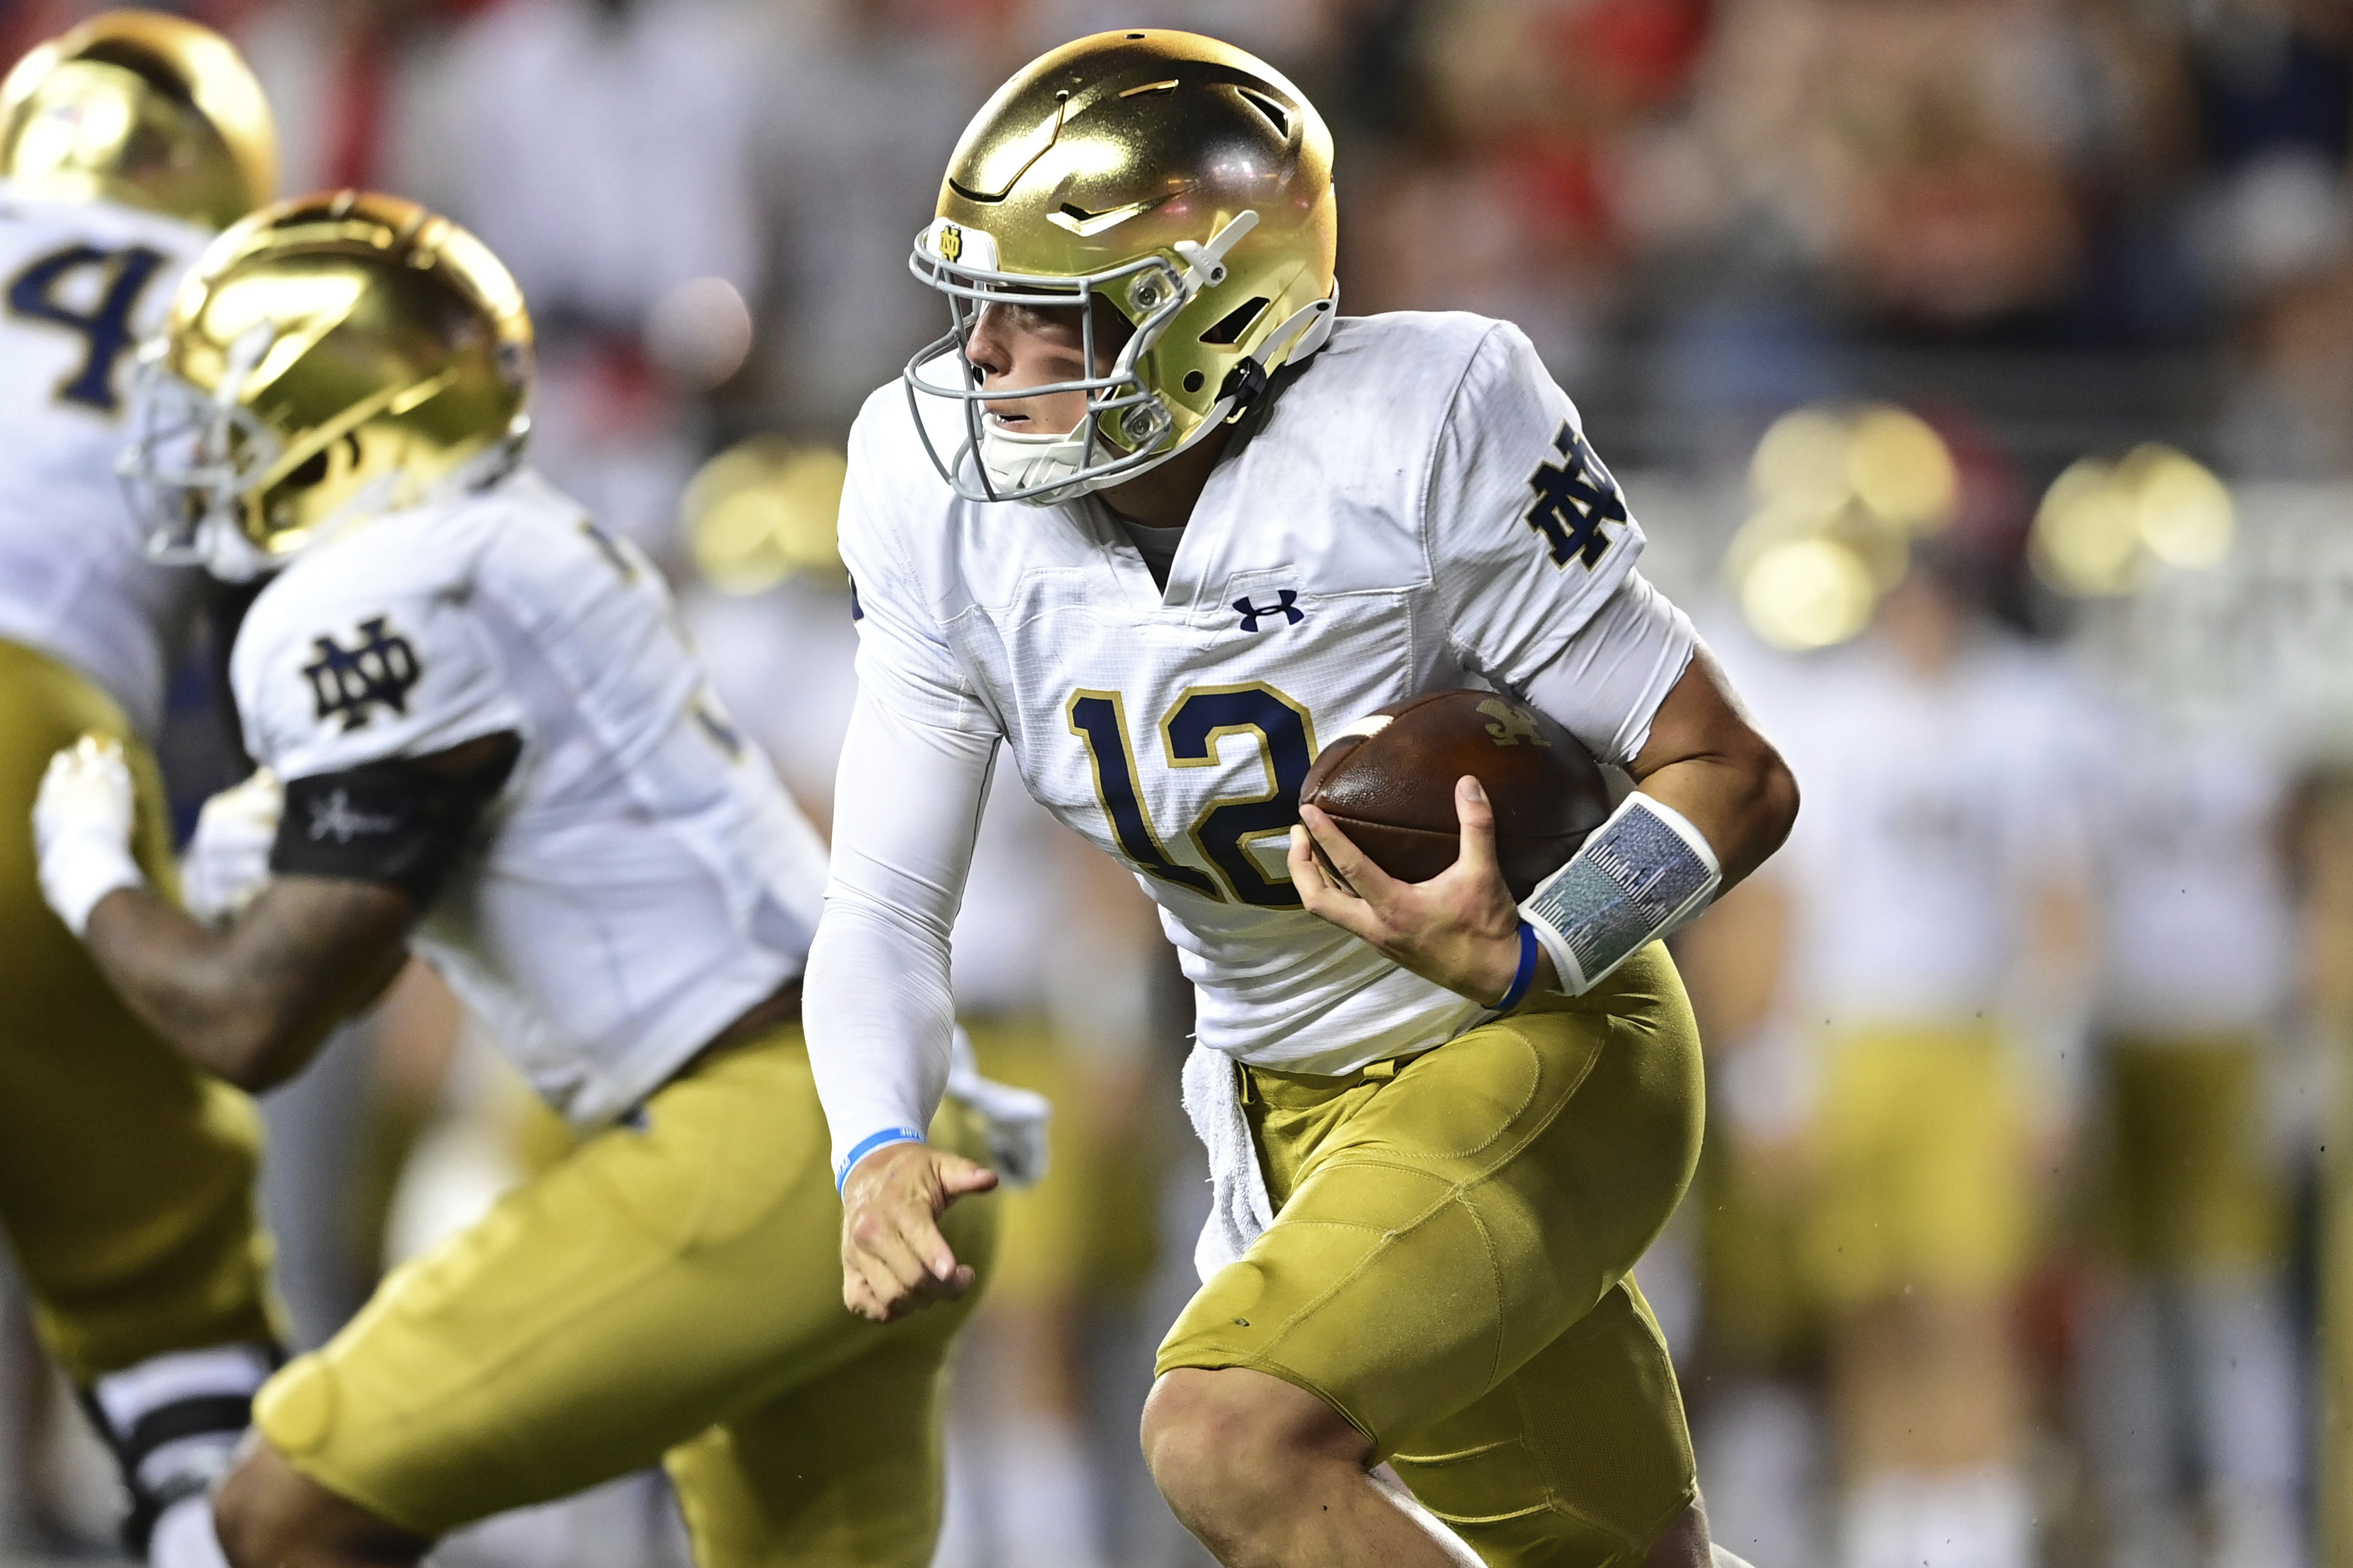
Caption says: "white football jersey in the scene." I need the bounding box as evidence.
[232,470,831,1126]
[1759,634,2095,1026]
[842,312,1650,1073]
[0,185,212,734]
[2088,700,2294,1036]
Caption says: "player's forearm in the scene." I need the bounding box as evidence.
[1626,650,1798,889]
[804,891,958,1181]
[1633,747,1798,891]
[81,880,403,1092]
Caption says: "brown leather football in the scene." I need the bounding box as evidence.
[1299,689,1611,900]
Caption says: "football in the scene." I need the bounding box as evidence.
[1297,689,1613,899]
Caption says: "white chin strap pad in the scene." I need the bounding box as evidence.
[195,516,272,582]
[978,423,1094,505]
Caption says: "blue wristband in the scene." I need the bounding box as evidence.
[836,1125,926,1194]
[1494,920,1540,1012]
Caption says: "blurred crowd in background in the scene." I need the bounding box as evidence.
[3,0,2352,1565]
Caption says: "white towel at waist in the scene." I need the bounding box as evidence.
[1181,1040,1275,1282]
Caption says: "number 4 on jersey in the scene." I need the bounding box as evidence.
[5,242,170,414]
[1068,682,1317,908]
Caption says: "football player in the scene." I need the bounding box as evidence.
[31,191,1016,1568]
[0,14,284,1564]
[808,31,1799,1568]
[2079,688,2305,1568]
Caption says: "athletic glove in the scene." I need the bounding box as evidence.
[33,734,145,937]
[945,1027,1054,1189]
[182,770,282,927]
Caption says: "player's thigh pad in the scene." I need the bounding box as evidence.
[1798,1026,2030,1307]
[0,639,278,1381]
[254,1027,998,1537]
[2101,1037,2282,1272]
[1158,946,1704,1552]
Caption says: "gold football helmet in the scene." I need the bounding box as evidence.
[122,191,533,580]
[0,10,276,231]
[907,29,1338,504]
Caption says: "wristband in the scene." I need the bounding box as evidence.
[1493,921,1540,1012]
[1520,793,1721,996]
[836,1126,926,1194]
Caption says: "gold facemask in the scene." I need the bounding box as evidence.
[122,191,534,579]
[0,10,276,231]
[905,29,1338,505]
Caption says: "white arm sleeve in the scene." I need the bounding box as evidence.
[1517,570,1696,768]
[803,682,1001,1183]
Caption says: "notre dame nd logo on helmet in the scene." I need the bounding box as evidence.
[303,615,422,732]
[937,222,964,264]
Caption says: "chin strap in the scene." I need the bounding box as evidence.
[1212,287,1340,428]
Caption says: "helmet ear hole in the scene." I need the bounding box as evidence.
[1183,370,1205,393]
[283,447,330,492]
[1198,296,1269,346]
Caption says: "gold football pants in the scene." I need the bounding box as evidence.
[255,1026,999,1567]
[2099,1035,2283,1272]
[1797,1025,2030,1308]
[0,638,279,1382]
[1159,946,1705,1567]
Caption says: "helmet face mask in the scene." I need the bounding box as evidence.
[907,235,1202,505]
[120,191,534,579]
[903,31,1338,508]
[120,345,284,582]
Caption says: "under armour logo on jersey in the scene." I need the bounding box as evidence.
[1523,421,1627,571]
[1233,591,1304,632]
[303,616,422,732]
[306,789,399,843]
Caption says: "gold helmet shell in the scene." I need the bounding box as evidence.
[907,29,1338,503]
[123,191,533,578]
[0,10,276,230]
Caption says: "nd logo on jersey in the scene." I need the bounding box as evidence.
[304,616,422,731]
[1523,421,1626,571]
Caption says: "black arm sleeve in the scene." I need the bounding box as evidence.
[269,741,519,906]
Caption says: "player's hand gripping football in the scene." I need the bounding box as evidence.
[838,1140,999,1322]
[1290,776,1544,1007]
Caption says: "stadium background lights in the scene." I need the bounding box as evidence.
[1729,403,1957,652]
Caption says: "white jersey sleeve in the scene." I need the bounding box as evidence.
[232,549,525,780]
[806,410,1006,1181]
[1428,323,1647,697]
[1519,571,1696,768]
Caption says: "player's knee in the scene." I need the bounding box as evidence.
[214,1442,428,1568]
[1142,1367,1367,1523]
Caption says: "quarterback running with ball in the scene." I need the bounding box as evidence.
[811,30,1798,1568]
[32,191,1028,1568]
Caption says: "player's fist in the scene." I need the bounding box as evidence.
[1291,775,1538,1007]
[32,734,145,937]
[183,770,282,927]
[837,1140,998,1322]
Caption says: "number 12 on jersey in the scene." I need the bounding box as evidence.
[1067,683,1318,908]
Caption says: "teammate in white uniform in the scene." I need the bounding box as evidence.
[1727,560,2095,1568]
[31,191,1009,1568]
[808,32,1797,1568]
[0,16,284,1564]
[2078,693,2306,1568]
